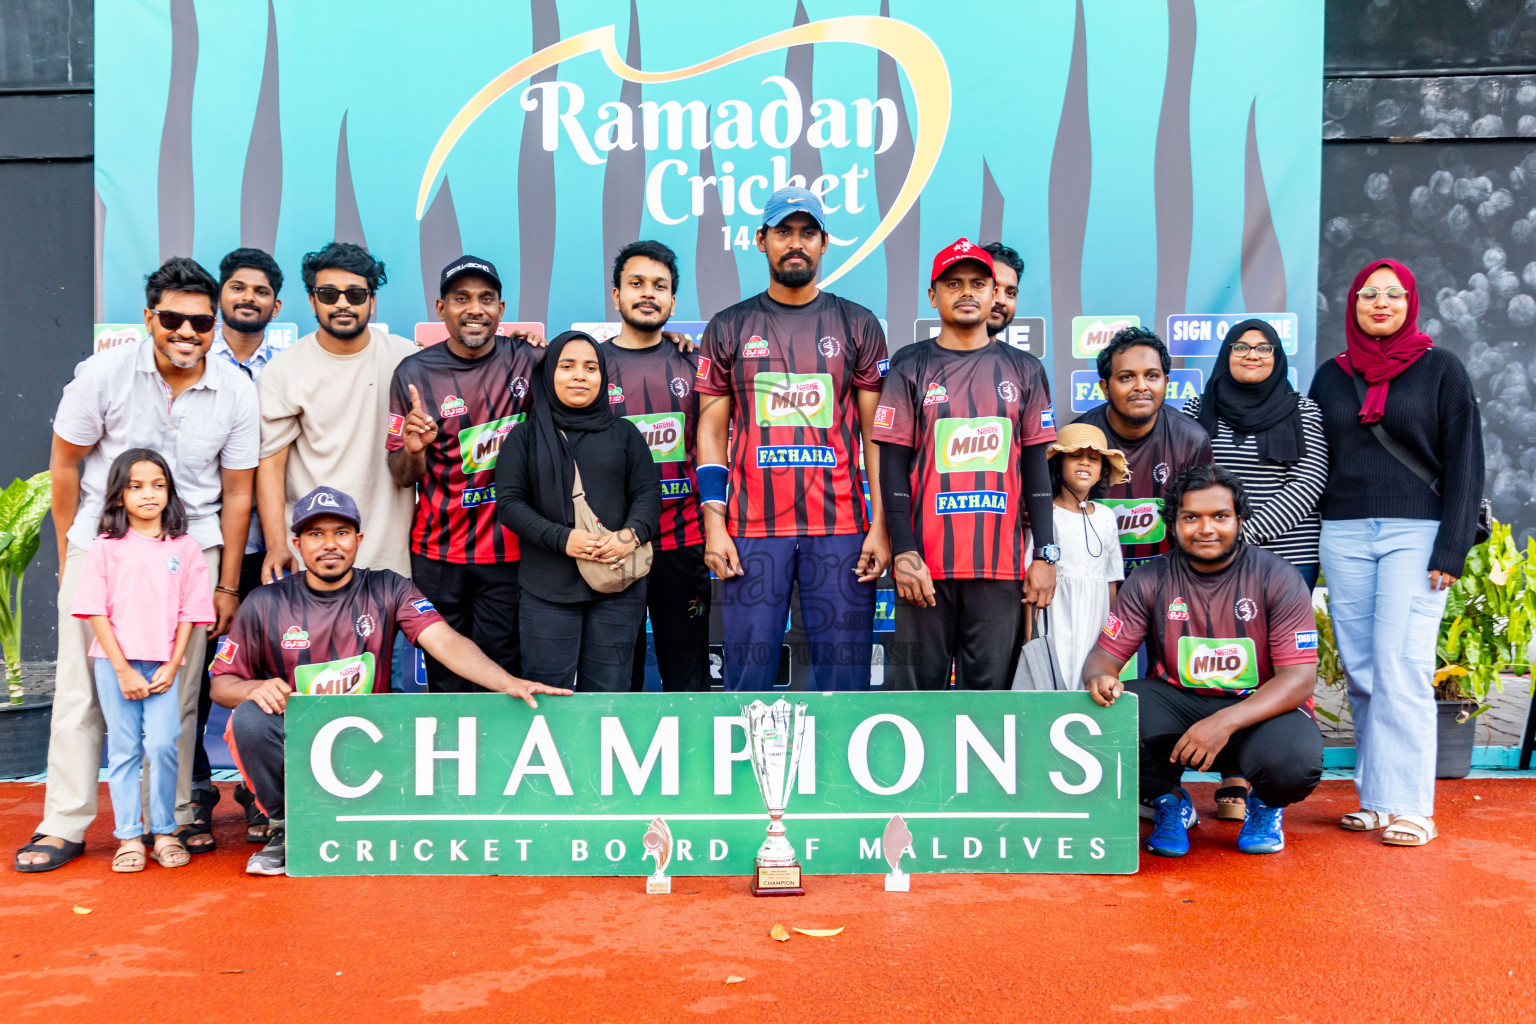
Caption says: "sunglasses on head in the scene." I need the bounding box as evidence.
[312,285,373,306]
[152,310,217,333]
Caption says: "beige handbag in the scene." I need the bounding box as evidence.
[569,458,653,593]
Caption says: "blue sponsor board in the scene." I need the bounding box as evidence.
[1166,313,1299,357]
[461,484,496,508]
[935,490,1008,514]
[660,478,692,498]
[1070,369,1204,413]
[755,445,836,468]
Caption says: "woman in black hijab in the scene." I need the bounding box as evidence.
[497,331,661,691]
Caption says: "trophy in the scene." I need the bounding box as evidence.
[642,817,673,895]
[742,699,810,897]
[883,815,913,892]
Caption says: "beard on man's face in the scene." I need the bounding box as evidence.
[769,257,817,289]
[222,302,272,333]
[618,300,669,331]
[323,309,370,340]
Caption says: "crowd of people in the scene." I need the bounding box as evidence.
[12,186,1485,877]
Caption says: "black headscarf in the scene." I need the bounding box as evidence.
[528,331,613,525]
[1195,318,1305,464]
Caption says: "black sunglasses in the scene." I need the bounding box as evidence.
[312,285,373,306]
[152,310,217,333]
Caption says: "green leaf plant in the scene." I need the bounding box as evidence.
[0,472,52,705]
[1435,523,1536,722]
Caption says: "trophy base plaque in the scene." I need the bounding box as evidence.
[884,872,910,892]
[750,863,804,897]
[646,873,671,895]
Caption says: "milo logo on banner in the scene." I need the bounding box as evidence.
[458,415,523,475]
[754,372,834,429]
[1099,497,1166,544]
[1071,316,1141,360]
[625,412,686,462]
[934,417,1011,474]
[295,653,376,696]
[1178,637,1260,692]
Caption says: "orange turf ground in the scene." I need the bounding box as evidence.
[3,778,1534,1023]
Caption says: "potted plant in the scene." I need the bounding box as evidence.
[1433,523,1536,778]
[0,471,52,777]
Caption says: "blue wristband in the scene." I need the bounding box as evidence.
[697,463,729,506]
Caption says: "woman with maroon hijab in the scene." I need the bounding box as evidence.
[1309,259,1484,848]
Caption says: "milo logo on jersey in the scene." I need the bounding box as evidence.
[624,412,686,462]
[294,653,376,696]
[754,372,834,429]
[1178,637,1260,693]
[934,417,1012,475]
[458,415,523,475]
[1099,497,1166,544]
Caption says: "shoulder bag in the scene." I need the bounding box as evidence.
[568,453,653,594]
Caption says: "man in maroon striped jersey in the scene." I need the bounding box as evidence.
[695,187,890,691]
[212,486,569,875]
[386,257,543,691]
[603,241,710,692]
[1083,465,1322,857]
[875,239,1059,689]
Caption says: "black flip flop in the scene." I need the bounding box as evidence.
[179,786,219,854]
[14,833,85,873]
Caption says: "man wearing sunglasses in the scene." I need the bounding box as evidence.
[18,257,259,873]
[255,242,417,592]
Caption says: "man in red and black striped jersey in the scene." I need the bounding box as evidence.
[695,187,890,691]
[1072,327,1213,574]
[1083,465,1322,858]
[211,486,569,875]
[604,241,710,691]
[386,257,543,691]
[875,240,1060,689]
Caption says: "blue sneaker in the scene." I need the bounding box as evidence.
[1144,789,1194,857]
[1237,794,1285,854]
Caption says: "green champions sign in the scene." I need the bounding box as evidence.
[284,691,1140,877]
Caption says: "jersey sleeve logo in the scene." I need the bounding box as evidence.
[1294,630,1319,650]
[695,356,711,379]
[411,598,436,614]
[877,358,890,377]
[1040,406,1056,430]
[387,412,405,437]
[874,405,895,430]
[213,637,237,665]
[1102,612,1123,639]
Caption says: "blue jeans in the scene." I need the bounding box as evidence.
[1319,519,1447,818]
[721,534,875,691]
[94,659,182,840]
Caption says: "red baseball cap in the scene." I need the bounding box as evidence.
[929,238,994,283]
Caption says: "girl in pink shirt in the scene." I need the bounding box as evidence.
[72,449,213,872]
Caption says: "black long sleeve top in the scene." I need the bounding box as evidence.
[1308,348,1484,576]
[495,419,662,603]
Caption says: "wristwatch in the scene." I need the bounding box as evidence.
[1034,544,1061,564]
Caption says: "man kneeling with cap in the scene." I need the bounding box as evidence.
[212,486,571,875]
[1082,464,1323,857]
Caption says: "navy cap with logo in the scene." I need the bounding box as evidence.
[761,186,826,229]
[291,486,363,535]
[439,255,502,297]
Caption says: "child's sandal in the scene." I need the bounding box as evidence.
[149,835,190,868]
[112,840,147,873]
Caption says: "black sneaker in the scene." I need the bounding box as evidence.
[245,821,286,876]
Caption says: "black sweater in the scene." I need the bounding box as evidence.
[495,418,661,603]
[1308,348,1484,575]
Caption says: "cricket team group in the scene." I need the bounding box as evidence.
[14,185,1485,877]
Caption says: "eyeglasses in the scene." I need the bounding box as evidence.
[1231,342,1275,357]
[312,285,372,306]
[1356,286,1406,301]
[152,310,217,333]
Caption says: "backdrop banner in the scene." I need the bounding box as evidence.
[284,691,1140,877]
[96,0,1324,403]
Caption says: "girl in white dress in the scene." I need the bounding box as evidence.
[1046,423,1129,686]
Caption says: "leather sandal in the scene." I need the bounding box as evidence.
[1214,781,1249,822]
[1382,815,1436,847]
[1340,809,1397,832]
[14,834,86,873]
[112,840,147,873]
[149,835,191,868]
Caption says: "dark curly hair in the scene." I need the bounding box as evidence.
[1096,324,1171,382]
[1048,450,1111,501]
[982,241,1024,281]
[612,240,680,293]
[145,257,218,309]
[1160,462,1251,532]
[301,241,387,293]
[219,247,284,295]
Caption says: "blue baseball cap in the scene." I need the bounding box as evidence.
[291,485,363,535]
[761,186,826,229]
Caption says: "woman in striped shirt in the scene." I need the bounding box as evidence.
[1182,317,1328,820]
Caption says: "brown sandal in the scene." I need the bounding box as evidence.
[149,835,190,868]
[112,840,147,873]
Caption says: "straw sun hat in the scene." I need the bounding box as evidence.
[1045,423,1131,485]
